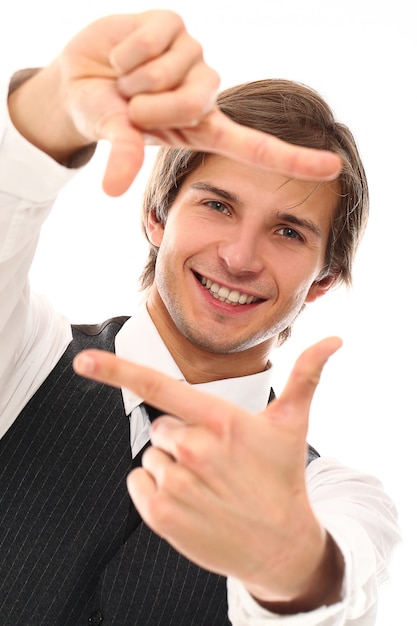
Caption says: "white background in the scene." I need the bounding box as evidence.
[1,1,415,623]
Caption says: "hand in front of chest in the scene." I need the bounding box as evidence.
[73,337,344,613]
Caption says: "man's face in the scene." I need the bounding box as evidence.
[146,155,339,369]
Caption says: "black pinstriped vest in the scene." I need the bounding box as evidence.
[0,317,319,625]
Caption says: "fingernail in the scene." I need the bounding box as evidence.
[74,353,96,375]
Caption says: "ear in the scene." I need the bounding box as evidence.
[146,209,165,247]
[305,272,339,304]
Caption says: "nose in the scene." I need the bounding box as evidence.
[217,224,264,275]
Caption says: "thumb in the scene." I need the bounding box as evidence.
[267,336,343,431]
[99,114,146,196]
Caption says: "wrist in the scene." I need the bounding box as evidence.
[246,531,344,615]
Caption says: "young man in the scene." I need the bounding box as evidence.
[0,10,400,626]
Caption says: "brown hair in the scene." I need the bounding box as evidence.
[139,79,369,343]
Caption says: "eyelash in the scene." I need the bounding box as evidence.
[205,201,303,242]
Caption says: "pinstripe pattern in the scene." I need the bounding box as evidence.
[0,319,230,625]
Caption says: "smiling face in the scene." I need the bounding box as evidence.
[146,155,339,381]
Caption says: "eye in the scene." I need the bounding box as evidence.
[276,226,302,241]
[205,200,231,216]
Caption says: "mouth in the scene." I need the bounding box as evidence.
[195,273,264,306]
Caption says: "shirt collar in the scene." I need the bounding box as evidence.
[115,298,275,416]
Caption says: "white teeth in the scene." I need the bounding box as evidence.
[198,274,260,305]
[228,290,240,303]
[218,286,229,298]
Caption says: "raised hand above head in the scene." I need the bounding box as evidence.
[7,10,341,197]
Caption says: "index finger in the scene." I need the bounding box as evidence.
[134,107,342,181]
[193,110,342,181]
[73,349,236,426]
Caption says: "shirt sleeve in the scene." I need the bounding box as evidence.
[226,456,401,625]
[0,74,77,437]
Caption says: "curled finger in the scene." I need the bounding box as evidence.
[117,31,206,97]
[110,11,186,73]
[127,60,219,129]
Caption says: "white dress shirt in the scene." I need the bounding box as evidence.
[0,75,401,625]
[116,308,274,457]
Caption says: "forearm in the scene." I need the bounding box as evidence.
[8,65,96,167]
[0,71,77,368]
[0,72,77,436]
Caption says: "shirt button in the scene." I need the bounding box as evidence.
[88,610,104,625]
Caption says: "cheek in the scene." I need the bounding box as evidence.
[155,230,195,274]
[160,221,212,260]
[271,252,317,293]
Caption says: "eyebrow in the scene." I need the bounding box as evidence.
[190,182,240,204]
[189,181,323,240]
[273,212,323,239]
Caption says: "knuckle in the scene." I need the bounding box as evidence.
[174,428,220,474]
[141,64,168,91]
[142,374,164,403]
[135,31,159,59]
[250,134,274,166]
[188,38,204,61]
[157,9,185,29]
[294,367,320,388]
[170,11,186,31]
[175,435,198,465]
